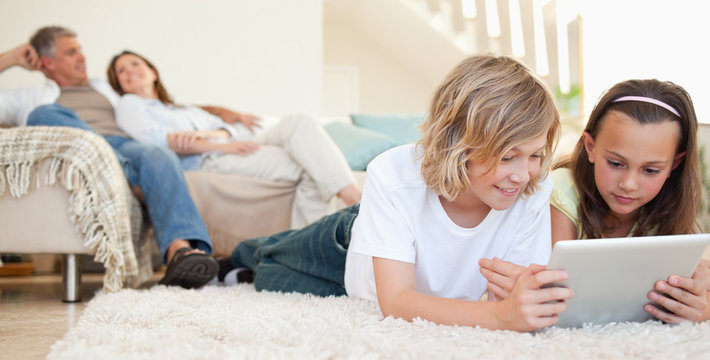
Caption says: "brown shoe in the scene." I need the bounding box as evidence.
[158,247,218,289]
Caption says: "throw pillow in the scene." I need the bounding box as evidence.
[350,113,424,146]
[323,122,397,171]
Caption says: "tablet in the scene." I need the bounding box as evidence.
[545,233,710,328]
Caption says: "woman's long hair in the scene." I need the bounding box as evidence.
[107,50,175,105]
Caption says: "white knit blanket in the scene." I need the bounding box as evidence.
[0,126,153,291]
[48,284,710,359]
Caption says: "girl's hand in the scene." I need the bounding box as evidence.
[694,259,710,291]
[644,273,708,323]
[479,258,544,301]
[221,141,260,156]
[493,268,573,332]
[166,131,200,151]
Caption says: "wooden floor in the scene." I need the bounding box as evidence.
[0,270,163,359]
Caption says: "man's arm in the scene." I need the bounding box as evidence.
[200,105,261,132]
[0,44,40,73]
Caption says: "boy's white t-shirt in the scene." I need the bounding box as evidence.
[344,144,553,302]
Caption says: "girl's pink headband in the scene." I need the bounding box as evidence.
[612,96,680,117]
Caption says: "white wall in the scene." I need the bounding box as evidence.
[323,18,435,114]
[581,0,710,123]
[0,0,323,117]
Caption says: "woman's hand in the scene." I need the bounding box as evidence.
[220,141,260,156]
[493,267,573,331]
[166,131,201,152]
[644,268,709,323]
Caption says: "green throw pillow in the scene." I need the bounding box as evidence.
[350,113,424,146]
[323,122,397,171]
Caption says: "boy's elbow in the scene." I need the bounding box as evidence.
[376,289,415,322]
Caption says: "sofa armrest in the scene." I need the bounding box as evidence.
[0,126,151,291]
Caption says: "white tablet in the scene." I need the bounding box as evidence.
[545,233,710,328]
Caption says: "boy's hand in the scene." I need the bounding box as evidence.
[493,268,573,332]
[479,258,544,301]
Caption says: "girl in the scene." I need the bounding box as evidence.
[480,79,710,323]
[107,51,361,229]
[224,55,573,332]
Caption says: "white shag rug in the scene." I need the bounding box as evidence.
[49,284,710,359]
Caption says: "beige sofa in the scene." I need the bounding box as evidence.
[0,126,363,301]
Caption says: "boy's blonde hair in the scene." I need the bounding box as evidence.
[419,55,560,201]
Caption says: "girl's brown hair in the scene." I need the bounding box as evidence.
[107,50,175,105]
[419,55,560,201]
[564,79,700,238]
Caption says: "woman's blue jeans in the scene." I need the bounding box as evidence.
[231,204,360,296]
[26,104,212,262]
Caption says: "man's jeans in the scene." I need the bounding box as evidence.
[232,204,359,296]
[27,104,212,262]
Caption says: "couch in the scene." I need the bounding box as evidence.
[0,112,419,302]
[0,125,366,302]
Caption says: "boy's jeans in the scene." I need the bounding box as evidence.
[232,204,360,296]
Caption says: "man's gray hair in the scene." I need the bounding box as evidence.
[30,26,76,57]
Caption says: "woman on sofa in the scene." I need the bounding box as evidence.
[107,50,361,229]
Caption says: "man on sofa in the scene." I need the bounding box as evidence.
[0,25,218,289]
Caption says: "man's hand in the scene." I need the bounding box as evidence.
[201,105,262,133]
[1,44,40,73]
[232,112,261,132]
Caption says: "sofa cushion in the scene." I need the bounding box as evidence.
[350,113,424,146]
[324,121,397,171]
[185,171,295,257]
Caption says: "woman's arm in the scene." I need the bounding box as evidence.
[373,257,573,331]
[166,131,259,156]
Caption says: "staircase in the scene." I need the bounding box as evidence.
[323,0,582,120]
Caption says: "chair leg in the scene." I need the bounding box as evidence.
[62,254,82,303]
